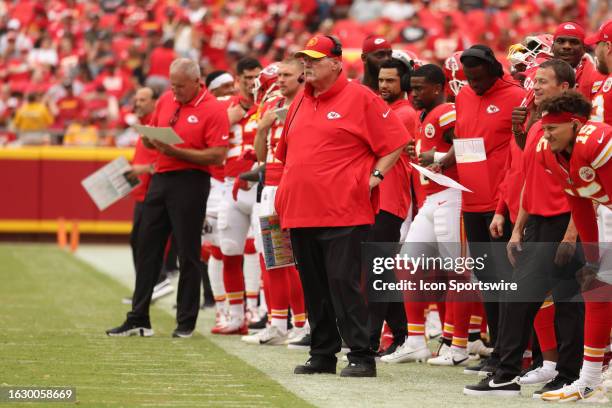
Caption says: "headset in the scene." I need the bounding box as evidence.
[390,50,414,93]
[297,74,304,84]
[324,35,343,58]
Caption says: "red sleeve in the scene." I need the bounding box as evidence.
[204,105,230,147]
[495,146,512,216]
[363,93,408,157]
[566,194,599,262]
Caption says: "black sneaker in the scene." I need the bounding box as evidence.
[287,333,311,350]
[463,374,521,396]
[294,358,336,375]
[248,314,267,330]
[532,376,567,399]
[340,362,377,378]
[463,358,495,376]
[106,321,153,337]
[172,329,193,338]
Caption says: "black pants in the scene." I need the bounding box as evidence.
[495,213,584,381]
[128,170,210,331]
[290,225,375,365]
[130,201,166,286]
[366,210,407,350]
[462,211,513,365]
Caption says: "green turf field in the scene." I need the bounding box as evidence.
[0,244,312,407]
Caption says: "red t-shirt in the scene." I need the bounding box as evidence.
[149,87,230,174]
[455,76,526,212]
[538,121,612,261]
[221,95,259,178]
[379,98,415,219]
[262,96,287,187]
[54,95,84,128]
[522,120,569,216]
[131,113,157,201]
[274,74,409,228]
[590,74,612,125]
[414,103,458,196]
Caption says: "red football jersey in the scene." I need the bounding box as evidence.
[576,56,606,101]
[538,121,612,260]
[590,74,612,125]
[522,120,569,216]
[220,95,258,178]
[261,96,287,187]
[414,103,458,196]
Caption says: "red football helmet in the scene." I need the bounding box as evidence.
[444,51,467,97]
[253,63,281,105]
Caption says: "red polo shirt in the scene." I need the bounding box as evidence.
[455,76,526,212]
[521,120,569,217]
[149,87,230,174]
[274,73,408,229]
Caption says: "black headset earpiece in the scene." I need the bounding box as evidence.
[394,57,413,93]
[324,35,342,57]
[297,73,305,84]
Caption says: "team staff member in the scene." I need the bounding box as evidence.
[361,35,392,92]
[453,45,526,375]
[366,57,417,356]
[535,91,612,403]
[106,58,229,338]
[464,60,584,397]
[275,36,408,377]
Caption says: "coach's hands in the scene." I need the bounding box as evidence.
[489,214,505,239]
[150,140,179,156]
[577,263,598,292]
[554,239,577,267]
[506,229,523,268]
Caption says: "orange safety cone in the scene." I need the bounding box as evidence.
[70,220,80,253]
[57,218,67,249]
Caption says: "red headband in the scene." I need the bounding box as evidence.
[541,111,587,125]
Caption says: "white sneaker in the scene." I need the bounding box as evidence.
[246,306,262,324]
[425,310,442,339]
[603,366,612,388]
[436,343,450,357]
[151,278,174,302]
[242,326,287,345]
[380,341,431,364]
[427,348,470,366]
[285,326,307,344]
[519,365,558,385]
[467,339,493,358]
[542,379,608,403]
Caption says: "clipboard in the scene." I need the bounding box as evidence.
[133,124,184,145]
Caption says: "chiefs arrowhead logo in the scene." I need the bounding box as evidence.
[306,37,318,47]
[486,105,500,114]
[579,166,595,182]
[327,111,341,120]
[187,115,199,124]
[563,23,576,30]
[424,123,436,138]
[603,78,612,93]
[374,38,385,45]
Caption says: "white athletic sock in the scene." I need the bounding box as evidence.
[407,335,426,349]
[543,360,557,371]
[580,360,603,385]
[229,303,244,321]
[271,318,288,333]
[208,255,226,310]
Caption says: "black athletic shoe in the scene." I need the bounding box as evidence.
[463,374,521,396]
[106,321,154,337]
[463,358,495,376]
[532,376,567,399]
[287,333,311,350]
[340,362,377,378]
[248,314,267,330]
[294,358,336,375]
[172,329,193,338]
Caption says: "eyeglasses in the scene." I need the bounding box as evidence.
[169,105,181,127]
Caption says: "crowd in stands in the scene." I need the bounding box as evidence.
[0,0,610,146]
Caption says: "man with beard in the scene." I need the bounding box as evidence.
[361,35,392,93]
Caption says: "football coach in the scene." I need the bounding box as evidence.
[107,58,229,338]
[274,36,408,377]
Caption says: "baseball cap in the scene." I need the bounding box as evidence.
[295,35,341,59]
[362,35,391,54]
[553,22,585,42]
[585,20,612,46]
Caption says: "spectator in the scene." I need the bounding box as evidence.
[145,38,176,91]
[63,112,99,146]
[11,92,54,144]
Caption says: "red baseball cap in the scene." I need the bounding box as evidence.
[295,35,341,59]
[585,20,612,45]
[362,35,391,54]
[553,22,585,42]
